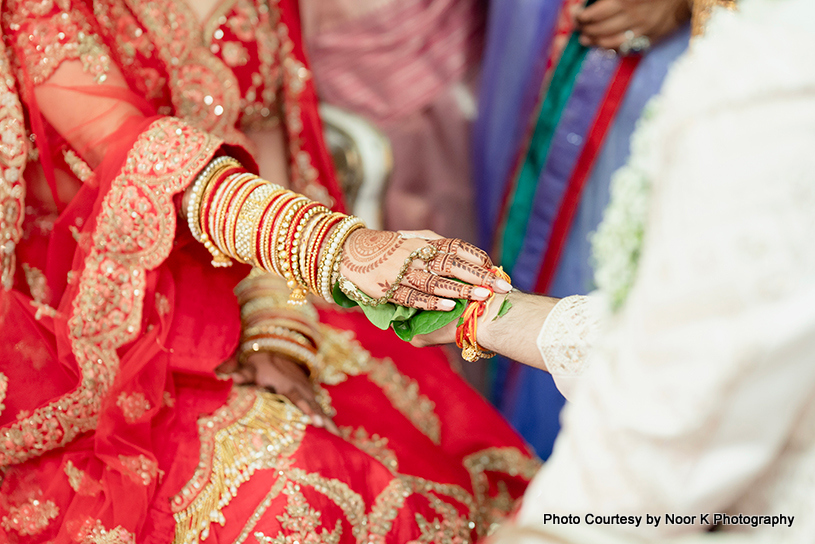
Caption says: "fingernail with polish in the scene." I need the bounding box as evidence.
[473,287,492,299]
[494,279,512,293]
[312,415,324,427]
[438,299,456,310]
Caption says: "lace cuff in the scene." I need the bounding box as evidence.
[536,295,601,400]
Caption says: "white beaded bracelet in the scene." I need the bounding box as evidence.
[318,217,365,302]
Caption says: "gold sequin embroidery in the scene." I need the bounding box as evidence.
[64,149,94,182]
[116,391,151,423]
[340,426,398,473]
[172,387,308,544]
[1,497,59,537]
[463,447,542,538]
[255,481,342,544]
[313,327,442,445]
[0,118,219,467]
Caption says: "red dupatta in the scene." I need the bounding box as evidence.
[0,0,343,542]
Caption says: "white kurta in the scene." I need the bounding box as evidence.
[512,1,815,542]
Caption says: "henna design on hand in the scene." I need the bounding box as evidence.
[430,238,493,267]
[404,270,473,299]
[427,252,456,275]
[342,229,404,275]
[389,285,445,311]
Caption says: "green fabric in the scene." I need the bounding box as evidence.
[499,34,589,272]
[333,284,467,342]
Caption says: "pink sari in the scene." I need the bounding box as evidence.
[301,0,485,241]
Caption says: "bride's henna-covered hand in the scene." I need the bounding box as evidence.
[339,229,511,311]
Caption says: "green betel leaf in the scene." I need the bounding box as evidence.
[332,284,466,340]
[494,298,512,320]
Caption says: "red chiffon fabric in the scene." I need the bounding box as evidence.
[0,1,538,543]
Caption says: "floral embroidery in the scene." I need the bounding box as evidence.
[255,481,342,544]
[64,460,103,496]
[13,339,50,370]
[172,388,308,544]
[340,426,398,473]
[222,41,250,67]
[313,327,442,445]
[462,447,541,538]
[116,391,151,423]
[412,494,471,544]
[4,1,112,85]
[162,390,175,407]
[0,31,28,291]
[23,263,58,319]
[126,0,249,148]
[204,0,283,133]
[1,497,59,536]
[74,519,136,544]
[368,359,441,446]
[0,118,219,467]
[64,149,94,183]
[155,292,171,317]
[22,263,48,302]
[118,453,159,486]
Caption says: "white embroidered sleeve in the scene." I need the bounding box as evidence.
[536,295,601,400]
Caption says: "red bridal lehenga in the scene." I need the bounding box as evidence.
[0,1,539,543]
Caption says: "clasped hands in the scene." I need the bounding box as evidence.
[337,229,511,310]
[222,228,507,433]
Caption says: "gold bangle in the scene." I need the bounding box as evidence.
[223,175,263,257]
[318,217,366,302]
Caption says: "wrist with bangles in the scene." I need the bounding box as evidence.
[188,155,365,305]
[234,271,321,375]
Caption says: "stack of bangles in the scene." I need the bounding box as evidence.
[456,267,512,362]
[234,270,321,372]
[186,155,366,305]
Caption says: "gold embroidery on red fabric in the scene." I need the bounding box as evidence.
[172,387,308,544]
[232,476,289,544]
[313,384,336,417]
[126,0,248,148]
[74,519,136,544]
[64,149,94,183]
[0,118,219,467]
[155,292,171,317]
[116,391,151,423]
[22,263,47,302]
[13,339,50,370]
[462,447,541,538]
[340,426,398,473]
[4,2,112,85]
[255,481,343,544]
[118,453,159,486]
[204,0,282,132]
[1,497,59,537]
[313,327,442,445]
[368,359,441,446]
[91,0,168,101]
[65,460,85,492]
[22,263,58,319]
[0,19,28,291]
[413,493,473,544]
[211,457,484,544]
[64,460,103,496]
